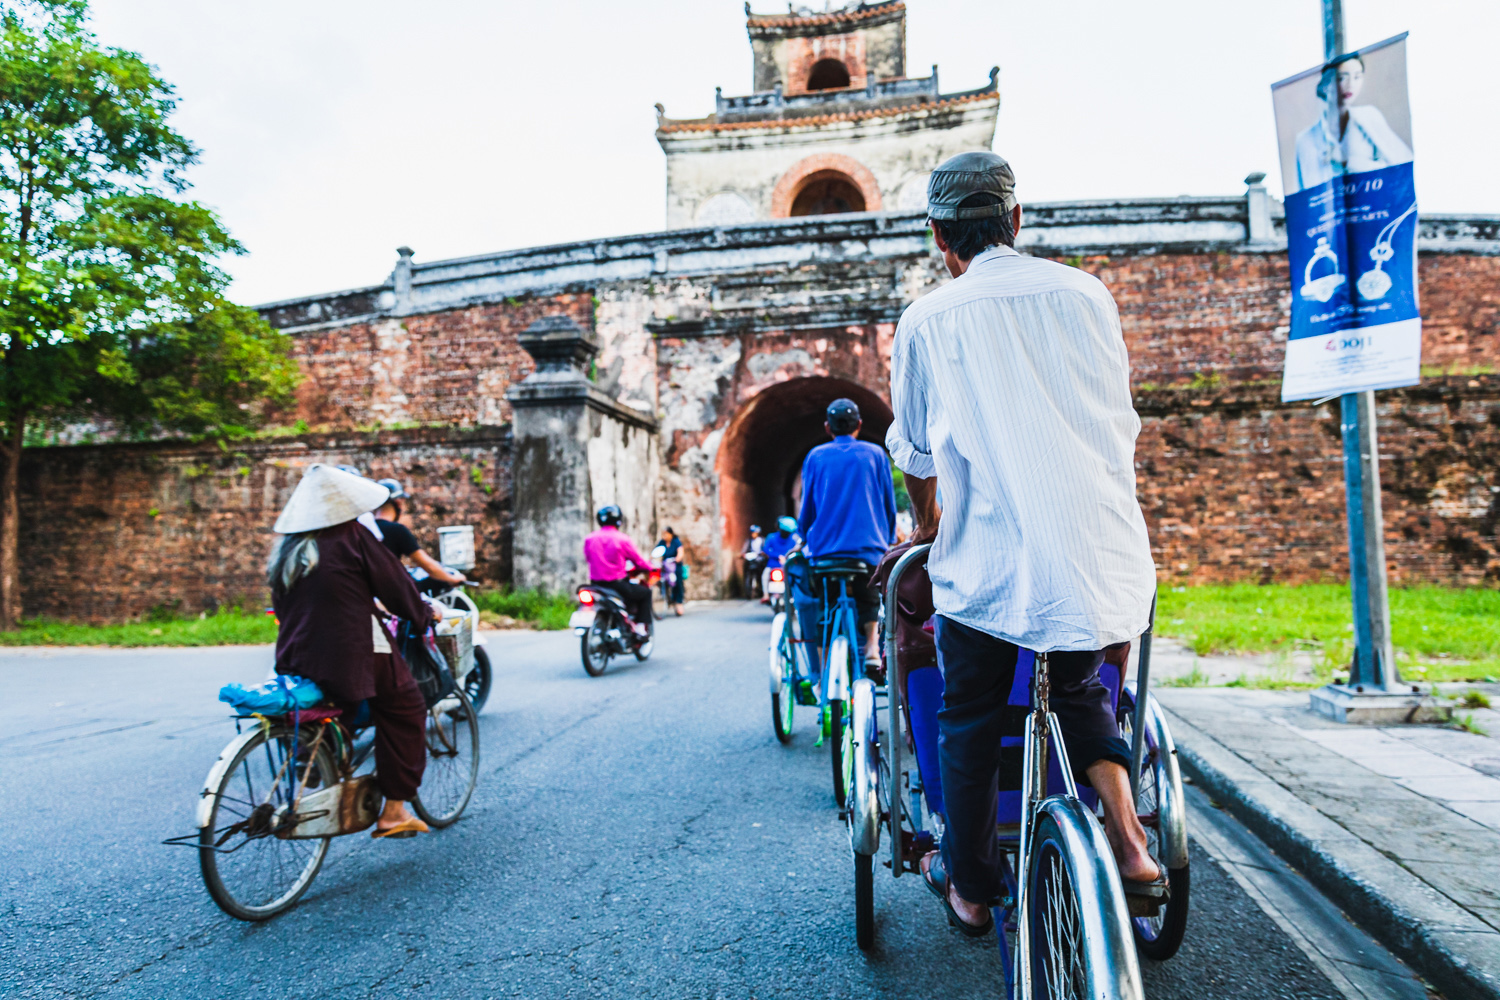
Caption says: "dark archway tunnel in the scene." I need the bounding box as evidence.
[716,375,892,593]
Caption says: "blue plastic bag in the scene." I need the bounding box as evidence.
[218,674,324,715]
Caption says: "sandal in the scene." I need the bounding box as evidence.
[921,852,994,938]
[371,816,430,839]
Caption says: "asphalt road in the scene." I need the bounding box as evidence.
[0,602,1429,998]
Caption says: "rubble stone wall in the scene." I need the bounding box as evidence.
[20,427,512,622]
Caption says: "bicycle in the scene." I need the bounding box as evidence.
[849,543,1173,997]
[173,685,480,921]
[809,556,872,809]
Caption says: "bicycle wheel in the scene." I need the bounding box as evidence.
[199,726,336,921]
[770,614,795,743]
[581,613,613,676]
[828,636,855,808]
[855,850,875,950]
[413,688,480,827]
[1027,807,1143,1000]
[465,646,493,714]
[1119,693,1190,960]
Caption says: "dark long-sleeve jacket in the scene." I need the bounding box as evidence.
[273,519,430,703]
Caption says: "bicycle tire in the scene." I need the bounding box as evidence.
[412,687,480,827]
[1118,692,1190,961]
[772,617,796,743]
[199,727,335,922]
[465,646,493,714]
[830,699,850,807]
[855,850,875,950]
[1027,808,1143,1000]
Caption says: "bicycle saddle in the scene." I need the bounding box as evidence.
[810,557,872,578]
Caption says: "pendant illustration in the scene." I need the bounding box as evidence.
[1356,203,1418,301]
[1300,236,1346,303]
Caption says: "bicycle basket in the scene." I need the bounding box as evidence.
[396,619,457,708]
[434,609,476,681]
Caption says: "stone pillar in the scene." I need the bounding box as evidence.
[506,315,659,594]
[1244,173,1273,244]
[393,246,414,315]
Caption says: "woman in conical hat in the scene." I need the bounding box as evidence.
[268,463,438,839]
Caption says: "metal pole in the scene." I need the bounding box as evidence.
[1324,0,1399,691]
[1129,594,1155,804]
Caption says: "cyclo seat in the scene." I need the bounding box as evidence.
[810,556,873,579]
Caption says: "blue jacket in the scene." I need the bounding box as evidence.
[762,530,799,563]
[797,436,897,565]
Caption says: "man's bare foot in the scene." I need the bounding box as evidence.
[920,851,989,928]
[1084,760,1163,883]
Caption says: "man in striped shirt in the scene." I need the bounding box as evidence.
[887,152,1162,936]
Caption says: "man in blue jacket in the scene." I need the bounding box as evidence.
[798,398,897,670]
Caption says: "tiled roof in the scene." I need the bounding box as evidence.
[746,2,903,30]
[657,88,996,134]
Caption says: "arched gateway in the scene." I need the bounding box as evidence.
[716,376,893,594]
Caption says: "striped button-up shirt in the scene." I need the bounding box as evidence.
[886,244,1155,652]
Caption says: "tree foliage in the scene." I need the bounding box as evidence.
[0,0,299,624]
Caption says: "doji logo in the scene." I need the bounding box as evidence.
[1324,335,1371,351]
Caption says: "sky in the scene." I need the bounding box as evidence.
[88,0,1499,306]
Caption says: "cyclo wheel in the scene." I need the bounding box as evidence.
[770,614,795,743]
[581,613,613,677]
[199,725,337,921]
[1119,691,1190,960]
[465,646,493,714]
[855,851,875,950]
[828,636,855,808]
[412,687,480,827]
[1028,806,1143,1000]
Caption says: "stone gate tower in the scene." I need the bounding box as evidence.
[656,2,1000,228]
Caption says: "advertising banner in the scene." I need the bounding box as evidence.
[1272,33,1420,402]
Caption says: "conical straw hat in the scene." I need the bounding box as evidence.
[273,464,393,534]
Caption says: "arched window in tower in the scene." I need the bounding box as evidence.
[789,170,867,217]
[806,58,851,91]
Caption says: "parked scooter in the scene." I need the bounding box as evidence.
[570,579,654,676]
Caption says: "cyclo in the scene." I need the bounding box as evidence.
[846,543,1190,996]
[767,549,871,807]
[173,616,482,922]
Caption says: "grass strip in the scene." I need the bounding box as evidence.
[1156,583,1500,683]
[468,587,575,630]
[0,609,279,647]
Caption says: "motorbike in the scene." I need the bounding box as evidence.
[764,562,787,613]
[743,551,768,599]
[570,575,654,676]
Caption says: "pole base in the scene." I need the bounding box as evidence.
[1308,684,1451,725]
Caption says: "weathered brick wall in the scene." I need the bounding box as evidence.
[1138,377,1500,587]
[287,292,594,429]
[19,428,512,622]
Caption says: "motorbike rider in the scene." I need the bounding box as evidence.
[740,525,766,599]
[797,398,898,672]
[758,516,800,604]
[584,505,654,633]
[373,479,467,588]
[268,464,441,839]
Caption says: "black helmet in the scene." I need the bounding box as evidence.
[597,505,623,527]
[826,398,861,435]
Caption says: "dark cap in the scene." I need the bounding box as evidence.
[926,151,1017,221]
[826,398,861,433]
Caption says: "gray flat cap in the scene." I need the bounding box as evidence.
[926,151,1017,220]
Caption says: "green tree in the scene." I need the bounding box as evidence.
[0,0,299,626]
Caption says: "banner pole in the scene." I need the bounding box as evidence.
[1323,0,1399,691]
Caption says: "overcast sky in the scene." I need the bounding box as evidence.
[89,0,1498,306]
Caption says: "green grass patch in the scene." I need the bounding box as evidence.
[0,608,279,647]
[470,587,575,630]
[1156,583,1500,683]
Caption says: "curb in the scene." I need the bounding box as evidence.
[1167,711,1500,1000]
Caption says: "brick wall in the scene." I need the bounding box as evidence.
[288,292,594,429]
[20,427,512,622]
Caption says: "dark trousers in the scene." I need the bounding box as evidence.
[362,652,428,801]
[934,616,1131,905]
[592,578,654,626]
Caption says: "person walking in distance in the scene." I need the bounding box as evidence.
[657,526,687,616]
[886,151,1162,936]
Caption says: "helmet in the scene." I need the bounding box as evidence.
[597,505,623,527]
[748,524,761,534]
[334,464,363,477]
[826,398,861,435]
[377,478,406,500]
[777,515,798,534]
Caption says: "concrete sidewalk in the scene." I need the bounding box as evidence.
[1157,686,1500,1000]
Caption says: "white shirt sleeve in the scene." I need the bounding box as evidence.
[886,316,938,479]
